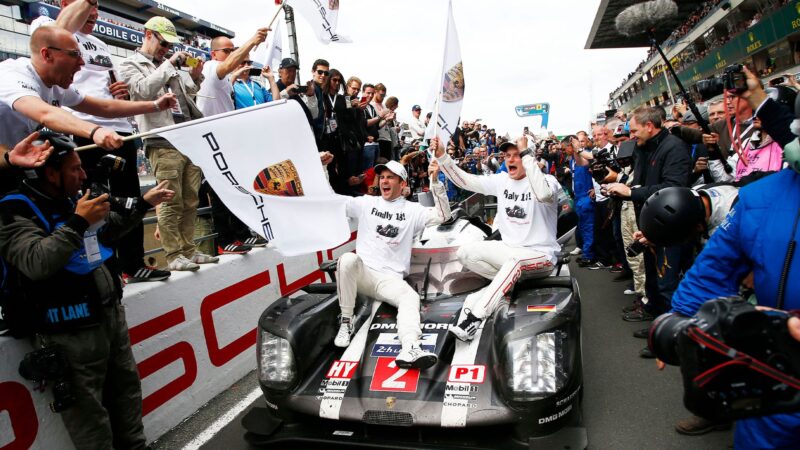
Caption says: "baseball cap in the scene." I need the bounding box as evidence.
[412,105,421,111]
[682,105,708,124]
[143,17,181,44]
[280,58,299,69]
[498,141,518,152]
[374,160,407,181]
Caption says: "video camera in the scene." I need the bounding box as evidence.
[18,346,76,412]
[590,139,635,183]
[86,155,139,211]
[649,297,800,421]
[723,64,748,94]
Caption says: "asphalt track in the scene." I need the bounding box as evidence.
[152,254,734,450]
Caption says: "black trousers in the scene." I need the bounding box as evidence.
[592,200,616,265]
[643,243,695,316]
[73,135,144,273]
[208,185,251,249]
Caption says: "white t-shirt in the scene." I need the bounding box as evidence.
[0,58,84,148]
[197,60,234,117]
[30,16,132,132]
[346,195,435,278]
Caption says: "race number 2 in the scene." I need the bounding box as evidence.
[448,365,486,384]
[369,357,420,393]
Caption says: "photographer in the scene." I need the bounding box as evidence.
[0,133,173,450]
[666,68,799,447]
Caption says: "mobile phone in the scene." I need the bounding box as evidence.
[249,68,262,77]
[108,70,117,84]
[185,56,200,69]
[360,96,369,105]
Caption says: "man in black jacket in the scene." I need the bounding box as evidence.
[603,106,692,357]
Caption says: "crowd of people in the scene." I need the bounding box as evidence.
[1,0,799,448]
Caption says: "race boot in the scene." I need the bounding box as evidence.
[334,317,354,348]
[395,342,437,369]
[448,308,482,341]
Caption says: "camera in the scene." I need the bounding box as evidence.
[723,64,748,94]
[86,155,138,212]
[649,297,800,421]
[249,68,263,77]
[625,241,647,258]
[590,141,634,183]
[18,346,76,412]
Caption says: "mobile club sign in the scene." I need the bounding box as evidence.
[26,2,210,59]
[515,103,550,129]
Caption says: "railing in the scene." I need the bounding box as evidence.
[142,206,218,256]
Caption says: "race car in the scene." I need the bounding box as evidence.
[243,199,585,449]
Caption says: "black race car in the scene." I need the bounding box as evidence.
[243,200,585,449]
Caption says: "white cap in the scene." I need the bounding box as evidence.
[374,160,408,181]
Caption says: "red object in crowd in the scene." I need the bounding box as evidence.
[361,167,377,195]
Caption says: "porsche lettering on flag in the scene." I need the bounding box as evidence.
[285,0,351,44]
[425,0,464,147]
[158,100,349,256]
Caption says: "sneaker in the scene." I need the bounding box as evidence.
[448,309,482,341]
[191,251,220,264]
[168,255,200,272]
[124,266,171,283]
[639,346,655,359]
[334,317,354,348]
[675,415,732,436]
[243,236,268,247]
[622,297,644,313]
[633,328,650,339]
[576,257,595,267]
[623,288,637,296]
[395,343,437,369]
[569,247,582,256]
[217,241,252,255]
[623,307,654,322]
[587,261,612,270]
[609,263,624,273]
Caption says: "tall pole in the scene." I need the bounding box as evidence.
[662,65,675,105]
[284,4,300,84]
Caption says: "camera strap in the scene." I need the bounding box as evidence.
[687,325,800,390]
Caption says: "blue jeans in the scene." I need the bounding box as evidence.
[362,143,379,170]
[575,195,594,260]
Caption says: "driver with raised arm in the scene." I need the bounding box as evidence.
[334,159,451,369]
[430,136,561,341]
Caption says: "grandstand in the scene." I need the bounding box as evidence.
[587,0,798,111]
[0,0,234,64]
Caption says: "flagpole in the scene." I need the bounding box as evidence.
[432,0,450,146]
[254,3,285,51]
[73,100,289,152]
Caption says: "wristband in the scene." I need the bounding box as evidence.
[153,100,161,112]
[88,126,102,142]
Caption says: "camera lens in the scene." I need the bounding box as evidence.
[626,241,646,258]
[648,313,688,365]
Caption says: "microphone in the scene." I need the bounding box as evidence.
[615,0,679,37]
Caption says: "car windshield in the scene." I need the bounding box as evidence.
[406,245,489,296]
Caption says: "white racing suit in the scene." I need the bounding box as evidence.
[437,153,560,320]
[337,177,450,345]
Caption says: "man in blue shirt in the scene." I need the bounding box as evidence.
[232,60,280,109]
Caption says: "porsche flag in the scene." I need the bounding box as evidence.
[285,0,351,44]
[158,100,350,256]
[425,0,464,147]
[253,16,284,70]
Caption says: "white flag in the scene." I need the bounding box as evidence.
[253,18,284,70]
[424,0,464,146]
[287,0,351,44]
[159,100,350,256]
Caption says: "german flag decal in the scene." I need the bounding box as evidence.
[527,304,556,313]
[253,159,305,197]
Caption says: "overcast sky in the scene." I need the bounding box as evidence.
[165,0,648,136]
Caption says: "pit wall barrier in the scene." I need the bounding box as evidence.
[0,231,357,450]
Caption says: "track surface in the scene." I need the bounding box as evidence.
[153,255,734,449]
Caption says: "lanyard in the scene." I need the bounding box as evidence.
[328,94,337,107]
[239,80,258,104]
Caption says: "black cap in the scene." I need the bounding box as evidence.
[27,131,76,179]
[639,187,706,246]
[498,141,518,152]
[279,58,299,69]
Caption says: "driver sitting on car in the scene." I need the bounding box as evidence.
[334,160,451,369]
[430,136,561,341]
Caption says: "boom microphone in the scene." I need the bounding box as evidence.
[615,0,679,37]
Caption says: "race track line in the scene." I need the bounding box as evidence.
[181,387,263,450]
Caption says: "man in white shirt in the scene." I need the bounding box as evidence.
[197,27,269,117]
[408,104,425,140]
[334,160,450,369]
[0,25,175,192]
[431,136,560,341]
[30,0,171,282]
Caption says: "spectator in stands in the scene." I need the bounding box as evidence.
[408,105,425,140]
[309,59,330,145]
[275,57,319,138]
[372,83,395,159]
[568,133,597,265]
[120,16,217,271]
[28,0,173,282]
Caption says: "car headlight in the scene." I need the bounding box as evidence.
[257,329,297,390]
[505,332,566,401]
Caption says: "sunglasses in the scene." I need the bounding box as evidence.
[152,32,171,48]
[316,69,330,76]
[215,48,235,54]
[331,78,342,83]
[243,60,253,65]
[47,46,83,59]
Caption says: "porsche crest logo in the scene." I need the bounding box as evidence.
[441,62,464,102]
[253,159,305,196]
[386,396,396,409]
